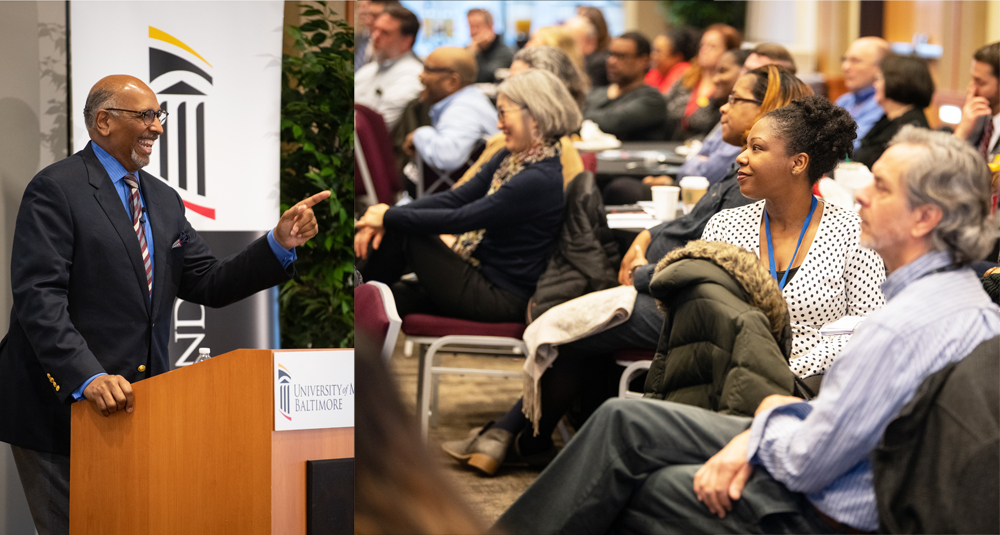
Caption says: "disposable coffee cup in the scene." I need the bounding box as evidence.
[651,185,680,221]
[833,162,873,190]
[679,176,709,207]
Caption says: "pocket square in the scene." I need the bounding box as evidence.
[172,231,190,249]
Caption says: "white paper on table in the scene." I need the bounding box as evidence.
[820,316,865,336]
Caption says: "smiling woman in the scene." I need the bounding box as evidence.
[355,69,581,323]
[704,94,885,378]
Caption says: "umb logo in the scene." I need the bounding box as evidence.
[277,364,292,421]
[148,26,217,220]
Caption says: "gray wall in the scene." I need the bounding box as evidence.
[0,1,68,532]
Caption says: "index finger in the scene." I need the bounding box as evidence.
[121,378,135,413]
[295,190,332,209]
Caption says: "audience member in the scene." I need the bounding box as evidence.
[355,5,423,130]
[854,54,933,169]
[466,8,512,84]
[355,69,581,322]
[526,25,584,73]
[584,32,668,141]
[605,47,750,204]
[836,37,892,150]
[401,47,497,173]
[664,23,743,141]
[743,42,797,74]
[442,69,878,477]
[354,0,397,72]
[355,332,485,535]
[645,27,700,93]
[454,46,588,190]
[496,125,998,535]
[576,6,613,87]
[954,41,1000,159]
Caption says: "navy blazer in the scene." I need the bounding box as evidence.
[0,142,292,455]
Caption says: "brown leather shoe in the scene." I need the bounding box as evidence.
[441,422,514,476]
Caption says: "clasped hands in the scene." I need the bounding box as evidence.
[693,394,802,518]
[618,230,651,286]
[355,203,390,260]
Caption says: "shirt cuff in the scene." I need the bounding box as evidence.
[410,126,436,155]
[267,230,297,268]
[632,264,656,293]
[72,372,108,401]
[746,401,813,463]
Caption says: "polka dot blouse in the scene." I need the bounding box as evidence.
[701,199,886,378]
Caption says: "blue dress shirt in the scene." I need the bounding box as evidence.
[836,87,883,152]
[73,143,296,400]
[746,251,1000,531]
[675,122,742,185]
[412,85,499,172]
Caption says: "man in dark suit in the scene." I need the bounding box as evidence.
[954,42,1000,160]
[0,75,330,535]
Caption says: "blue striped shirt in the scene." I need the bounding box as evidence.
[746,250,1000,531]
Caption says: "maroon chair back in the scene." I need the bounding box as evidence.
[355,283,390,346]
[355,104,402,204]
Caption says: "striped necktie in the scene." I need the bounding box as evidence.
[122,173,152,296]
[980,117,994,158]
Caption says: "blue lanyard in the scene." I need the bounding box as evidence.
[765,196,817,291]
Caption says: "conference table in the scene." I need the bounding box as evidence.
[592,141,687,178]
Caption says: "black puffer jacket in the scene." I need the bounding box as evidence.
[644,241,796,416]
[527,171,620,323]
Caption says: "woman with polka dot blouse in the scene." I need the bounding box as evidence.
[702,94,886,379]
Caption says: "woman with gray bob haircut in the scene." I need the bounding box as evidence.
[888,125,997,266]
[356,69,571,324]
[496,68,583,147]
[511,46,590,109]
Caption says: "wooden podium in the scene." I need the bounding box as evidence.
[69,349,354,534]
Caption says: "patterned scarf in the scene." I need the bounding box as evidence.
[451,140,560,265]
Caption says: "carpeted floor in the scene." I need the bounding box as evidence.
[388,337,566,526]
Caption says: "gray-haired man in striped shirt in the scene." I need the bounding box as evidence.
[496,125,999,534]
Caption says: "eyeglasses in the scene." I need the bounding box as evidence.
[727,94,762,107]
[423,65,455,75]
[608,51,637,60]
[497,105,525,121]
[105,108,169,126]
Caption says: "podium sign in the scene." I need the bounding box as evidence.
[275,350,355,431]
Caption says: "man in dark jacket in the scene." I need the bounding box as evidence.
[467,8,513,84]
[0,75,328,535]
[584,32,668,141]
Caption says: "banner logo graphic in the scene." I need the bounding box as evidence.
[277,364,292,421]
[148,26,216,220]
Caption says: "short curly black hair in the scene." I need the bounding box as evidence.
[762,95,857,184]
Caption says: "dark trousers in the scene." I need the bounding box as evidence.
[9,444,70,535]
[496,399,838,535]
[500,293,664,447]
[358,230,527,323]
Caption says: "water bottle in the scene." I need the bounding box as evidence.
[195,347,211,363]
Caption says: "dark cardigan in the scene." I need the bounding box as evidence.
[383,149,564,299]
[853,107,929,169]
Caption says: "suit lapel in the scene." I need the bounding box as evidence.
[84,143,152,315]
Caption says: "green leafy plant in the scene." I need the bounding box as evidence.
[279,1,354,348]
[660,1,747,32]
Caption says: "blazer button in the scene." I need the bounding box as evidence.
[55,385,60,392]
[138,365,147,372]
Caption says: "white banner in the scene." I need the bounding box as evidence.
[275,350,355,431]
[69,1,284,231]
